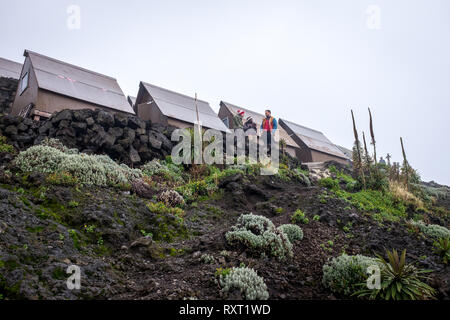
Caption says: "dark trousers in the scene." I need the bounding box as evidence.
[267,131,272,156]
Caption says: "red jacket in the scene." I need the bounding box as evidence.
[261,117,278,132]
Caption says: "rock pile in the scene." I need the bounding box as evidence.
[0,109,177,165]
[0,77,18,114]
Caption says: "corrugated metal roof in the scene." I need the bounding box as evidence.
[142,82,229,132]
[0,57,22,79]
[280,119,348,159]
[337,145,353,159]
[25,50,134,114]
[221,101,299,148]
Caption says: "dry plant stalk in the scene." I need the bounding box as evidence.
[400,137,409,190]
[368,108,377,166]
[351,110,366,189]
[362,131,371,174]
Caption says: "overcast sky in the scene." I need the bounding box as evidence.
[1,0,449,185]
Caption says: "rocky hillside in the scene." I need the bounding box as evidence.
[0,77,17,115]
[0,109,175,166]
[0,112,449,301]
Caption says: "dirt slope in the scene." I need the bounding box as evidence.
[1,172,448,300]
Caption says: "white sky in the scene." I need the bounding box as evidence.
[1,0,449,185]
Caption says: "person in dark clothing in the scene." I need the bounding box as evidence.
[243,116,257,133]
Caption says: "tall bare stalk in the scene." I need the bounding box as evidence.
[368,108,377,166]
[351,110,366,189]
[400,137,409,190]
[362,131,371,173]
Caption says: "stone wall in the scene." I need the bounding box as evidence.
[0,109,176,166]
[0,77,18,114]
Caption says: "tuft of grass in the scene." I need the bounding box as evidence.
[389,180,424,211]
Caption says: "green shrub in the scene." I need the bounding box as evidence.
[190,180,209,196]
[275,167,291,182]
[328,165,338,174]
[409,220,450,239]
[0,135,15,153]
[140,230,153,238]
[365,169,389,191]
[215,267,231,278]
[291,209,309,224]
[345,180,358,192]
[68,201,79,208]
[173,164,246,202]
[278,224,303,242]
[319,177,340,190]
[322,254,378,296]
[273,207,284,215]
[333,189,407,222]
[176,165,243,201]
[225,213,293,261]
[433,238,450,264]
[176,179,217,201]
[218,267,269,300]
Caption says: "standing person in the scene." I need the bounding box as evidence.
[260,109,277,151]
[233,109,245,129]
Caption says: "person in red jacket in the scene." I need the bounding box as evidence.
[260,109,278,154]
[260,110,278,132]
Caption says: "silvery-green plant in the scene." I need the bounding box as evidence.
[409,220,450,240]
[141,159,183,182]
[219,267,269,300]
[277,224,304,242]
[39,138,78,154]
[322,253,379,296]
[225,213,293,261]
[14,145,65,173]
[141,159,167,175]
[200,253,215,264]
[15,145,142,187]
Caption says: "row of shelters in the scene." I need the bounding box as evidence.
[0,50,349,164]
